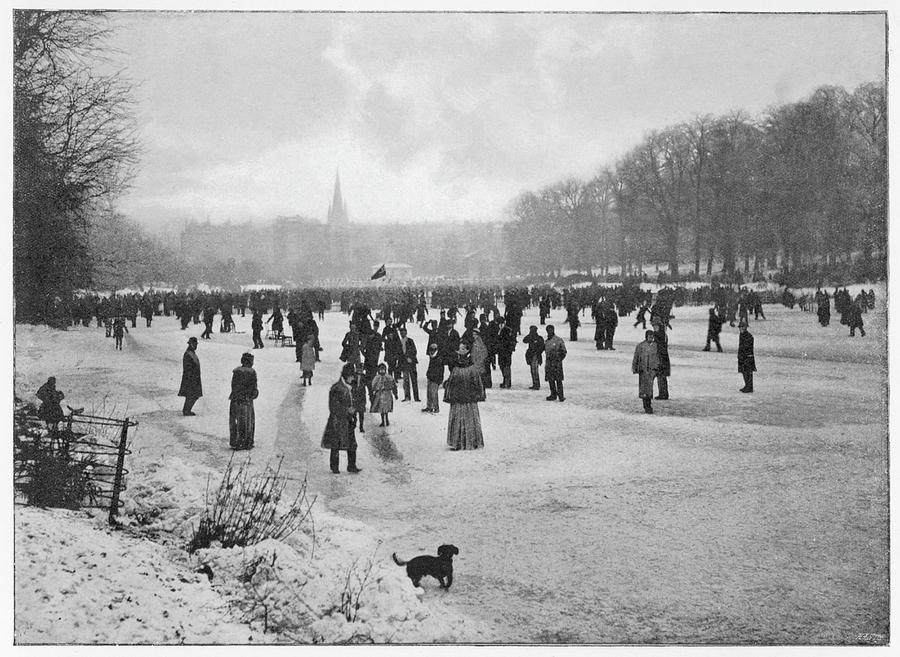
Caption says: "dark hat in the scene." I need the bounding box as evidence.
[738,320,749,328]
[187,336,198,344]
[645,330,656,340]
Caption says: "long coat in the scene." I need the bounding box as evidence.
[340,329,361,365]
[426,354,445,384]
[398,336,418,371]
[544,335,567,381]
[229,366,258,450]
[370,373,396,413]
[321,379,357,451]
[179,349,202,398]
[496,326,517,367]
[443,363,486,404]
[523,332,544,365]
[654,326,671,377]
[300,339,317,372]
[738,331,757,373]
[632,340,659,399]
[470,334,489,373]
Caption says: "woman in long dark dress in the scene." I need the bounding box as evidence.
[444,347,486,450]
[229,352,258,450]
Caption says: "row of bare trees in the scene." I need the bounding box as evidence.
[14,10,140,321]
[504,82,886,281]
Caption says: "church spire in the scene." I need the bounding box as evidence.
[328,169,349,225]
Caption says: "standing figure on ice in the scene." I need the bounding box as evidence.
[398,326,420,402]
[229,352,258,450]
[703,308,724,352]
[816,289,831,327]
[846,298,866,337]
[544,325,567,402]
[112,316,128,350]
[632,330,659,414]
[523,325,545,390]
[653,320,670,400]
[201,305,215,339]
[371,362,396,427]
[444,346,486,451]
[178,337,202,416]
[566,301,580,342]
[423,342,444,413]
[737,320,756,393]
[300,333,317,386]
[322,363,362,474]
[251,309,264,349]
[496,317,517,388]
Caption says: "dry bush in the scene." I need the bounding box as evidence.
[188,454,315,553]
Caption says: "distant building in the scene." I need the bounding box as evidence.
[327,170,349,226]
[181,220,270,266]
[178,171,508,284]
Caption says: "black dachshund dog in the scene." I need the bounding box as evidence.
[392,544,459,589]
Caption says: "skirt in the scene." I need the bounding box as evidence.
[229,400,255,449]
[446,402,484,450]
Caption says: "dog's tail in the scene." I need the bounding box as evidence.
[391,552,406,566]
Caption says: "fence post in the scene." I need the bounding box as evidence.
[108,417,130,526]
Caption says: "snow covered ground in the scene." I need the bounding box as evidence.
[12,288,889,645]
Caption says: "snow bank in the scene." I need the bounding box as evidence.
[13,320,491,644]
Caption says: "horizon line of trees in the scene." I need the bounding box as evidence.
[503,81,886,283]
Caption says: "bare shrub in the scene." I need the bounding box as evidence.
[337,543,381,623]
[188,454,315,553]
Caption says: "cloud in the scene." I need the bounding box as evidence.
[110,12,885,228]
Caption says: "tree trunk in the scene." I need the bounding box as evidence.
[721,236,735,274]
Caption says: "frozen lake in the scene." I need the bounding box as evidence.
[14,295,888,644]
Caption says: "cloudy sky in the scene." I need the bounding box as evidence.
[108,11,885,229]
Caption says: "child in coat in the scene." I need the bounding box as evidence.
[300,334,316,386]
[370,363,396,427]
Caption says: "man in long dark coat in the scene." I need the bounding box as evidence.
[322,363,361,474]
[544,325,567,402]
[653,320,670,400]
[523,325,545,390]
[603,303,619,350]
[229,352,258,449]
[178,337,202,416]
[703,308,724,352]
[738,320,756,393]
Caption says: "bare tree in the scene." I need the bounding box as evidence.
[14,10,140,321]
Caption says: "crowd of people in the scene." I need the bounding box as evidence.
[38,278,879,472]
